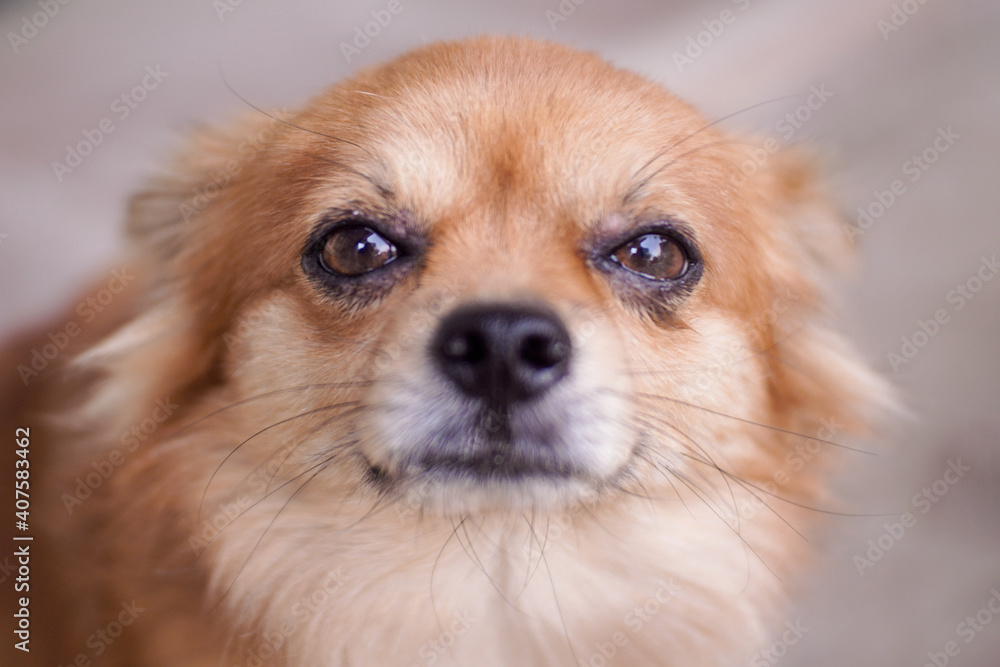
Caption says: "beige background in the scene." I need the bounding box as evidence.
[1,0,998,664]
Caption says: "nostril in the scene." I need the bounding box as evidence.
[442,330,488,364]
[520,334,568,370]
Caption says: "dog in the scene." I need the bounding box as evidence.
[2,36,888,666]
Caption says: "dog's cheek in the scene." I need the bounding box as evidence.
[224,295,377,383]
[624,314,771,452]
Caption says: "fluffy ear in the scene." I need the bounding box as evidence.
[126,113,281,277]
[754,148,894,438]
[758,148,856,311]
[73,113,281,430]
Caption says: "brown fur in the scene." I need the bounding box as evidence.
[3,36,887,666]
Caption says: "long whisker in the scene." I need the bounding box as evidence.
[197,402,359,523]
[521,511,548,593]
[174,382,371,440]
[207,462,328,612]
[217,62,393,183]
[523,518,580,667]
[630,138,759,199]
[194,437,360,558]
[659,463,779,581]
[626,96,798,201]
[430,515,467,633]
[452,518,525,609]
[634,413,739,522]
[637,392,874,455]
[261,405,366,494]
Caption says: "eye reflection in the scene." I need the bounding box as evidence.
[321,226,398,276]
[611,233,687,281]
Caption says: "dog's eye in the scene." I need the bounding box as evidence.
[609,233,688,281]
[321,226,398,276]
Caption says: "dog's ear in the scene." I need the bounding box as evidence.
[73,113,280,429]
[752,149,893,438]
[126,113,280,276]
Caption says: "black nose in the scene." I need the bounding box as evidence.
[431,303,572,406]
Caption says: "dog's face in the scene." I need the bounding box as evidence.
[137,39,832,516]
[69,37,883,665]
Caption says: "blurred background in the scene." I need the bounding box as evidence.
[1,0,997,664]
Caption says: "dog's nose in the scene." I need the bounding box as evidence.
[431,303,572,405]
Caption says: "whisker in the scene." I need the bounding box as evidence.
[453,518,527,609]
[634,413,739,522]
[430,515,467,633]
[629,139,758,199]
[174,382,371,440]
[261,405,366,495]
[217,62,393,183]
[638,408,887,521]
[207,460,328,612]
[665,466,779,580]
[198,401,359,523]
[677,450,889,519]
[194,438,359,558]
[521,511,548,593]
[636,392,874,455]
[672,450,805,539]
[626,96,799,202]
[523,519,580,667]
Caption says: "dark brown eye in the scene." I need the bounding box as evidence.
[610,233,688,281]
[321,226,398,276]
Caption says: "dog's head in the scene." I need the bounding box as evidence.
[74,36,886,663]
[109,37,873,510]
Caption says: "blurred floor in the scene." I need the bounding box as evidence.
[1,1,998,665]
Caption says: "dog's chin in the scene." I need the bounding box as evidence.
[380,466,603,516]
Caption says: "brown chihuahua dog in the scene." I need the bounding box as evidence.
[3,36,886,666]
